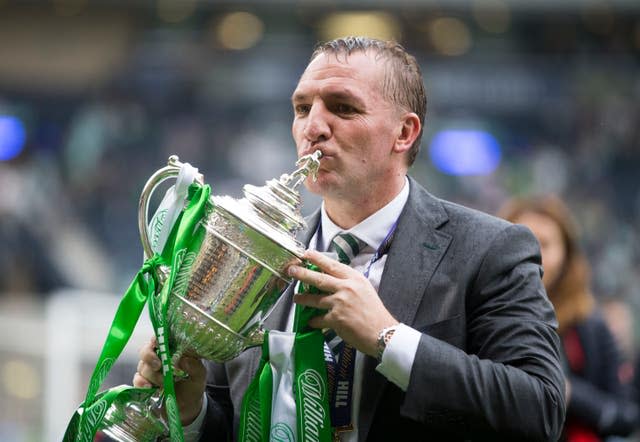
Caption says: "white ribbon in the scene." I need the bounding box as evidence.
[148,162,200,256]
[269,331,298,442]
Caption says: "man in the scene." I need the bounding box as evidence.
[135,36,566,441]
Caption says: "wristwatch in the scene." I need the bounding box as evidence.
[376,324,400,362]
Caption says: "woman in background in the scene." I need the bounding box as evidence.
[498,194,638,442]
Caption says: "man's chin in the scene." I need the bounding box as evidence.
[303,180,323,195]
[303,176,337,196]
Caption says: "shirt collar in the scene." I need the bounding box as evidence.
[318,176,410,252]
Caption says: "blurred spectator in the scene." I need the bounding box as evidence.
[601,297,640,442]
[601,298,638,392]
[498,194,639,442]
[0,154,68,295]
[0,150,116,297]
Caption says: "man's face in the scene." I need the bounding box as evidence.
[291,51,405,199]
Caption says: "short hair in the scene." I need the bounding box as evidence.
[310,36,427,166]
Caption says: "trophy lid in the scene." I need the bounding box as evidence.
[212,151,322,258]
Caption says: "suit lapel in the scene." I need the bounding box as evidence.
[378,179,451,324]
[358,177,452,441]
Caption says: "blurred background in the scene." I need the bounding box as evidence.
[0,0,638,440]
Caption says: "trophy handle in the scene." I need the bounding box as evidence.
[138,155,204,261]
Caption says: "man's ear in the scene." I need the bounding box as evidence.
[393,112,421,155]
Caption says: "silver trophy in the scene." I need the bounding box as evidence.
[98,150,322,441]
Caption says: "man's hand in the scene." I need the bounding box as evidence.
[289,250,398,357]
[133,337,206,426]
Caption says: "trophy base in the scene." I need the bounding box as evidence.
[99,389,168,442]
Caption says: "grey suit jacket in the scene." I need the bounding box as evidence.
[200,177,566,441]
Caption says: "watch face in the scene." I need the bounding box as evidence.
[376,325,399,361]
[384,328,396,345]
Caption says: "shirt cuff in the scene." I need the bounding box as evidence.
[182,393,208,442]
[375,323,420,391]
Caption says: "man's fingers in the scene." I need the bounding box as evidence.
[133,372,153,388]
[293,292,333,310]
[302,250,352,277]
[306,314,329,330]
[134,360,163,387]
[139,340,162,370]
[134,337,164,387]
[289,264,340,292]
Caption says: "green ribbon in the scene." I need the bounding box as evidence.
[147,183,211,442]
[239,332,274,442]
[293,263,325,333]
[63,183,211,442]
[238,265,332,442]
[293,330,332,442]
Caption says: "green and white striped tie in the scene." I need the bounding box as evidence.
[331,232,363,265]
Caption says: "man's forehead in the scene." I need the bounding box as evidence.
[291,81,366,104]
[295,51,385,91]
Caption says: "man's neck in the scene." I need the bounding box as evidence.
[323,175,407,229]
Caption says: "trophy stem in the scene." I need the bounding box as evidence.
[169,349,190,380]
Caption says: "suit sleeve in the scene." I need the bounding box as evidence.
[198,362,234,441]
[401,224,566,441]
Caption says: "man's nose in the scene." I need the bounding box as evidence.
[303,103,330,143]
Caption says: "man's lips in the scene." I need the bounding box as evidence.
[301,147,333,159]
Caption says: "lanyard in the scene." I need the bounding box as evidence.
[362,219,398,278]
[316,218,399,433]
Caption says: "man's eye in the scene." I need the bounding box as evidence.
[295,105,310,116]
[335,104,356,115]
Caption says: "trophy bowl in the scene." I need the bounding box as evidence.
[163,197,301,363]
